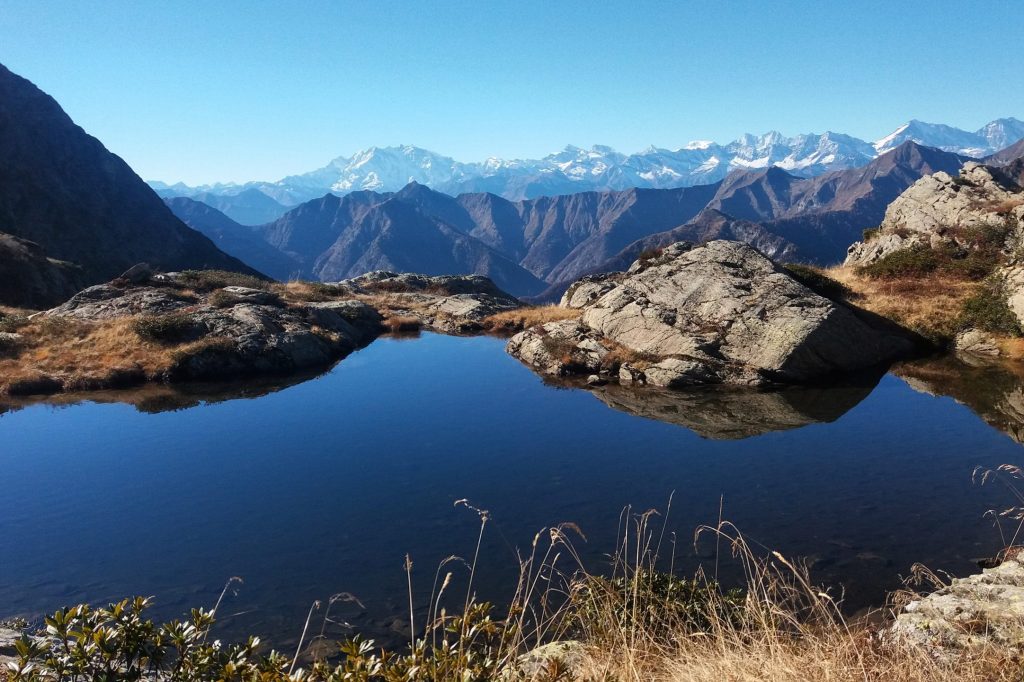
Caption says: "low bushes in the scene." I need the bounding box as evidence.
[131,313,201,345]
[858,224,1011,282]
[958,278,1023,336]
[7,503,1020,682]
[857,246,943,279]
[176,270,270,292]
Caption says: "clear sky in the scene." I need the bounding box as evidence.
[2,1,1021,185]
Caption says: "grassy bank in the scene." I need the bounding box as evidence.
[4,503,1021,681]
[0,272,530,397]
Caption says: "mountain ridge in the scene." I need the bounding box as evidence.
[152,118,1024,223]
[0,62,259,306]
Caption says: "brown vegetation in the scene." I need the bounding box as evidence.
[382,315,422,333]
[481,305,582,332]
[0,316,199,395]
[829,266,989,345]
[7,503,1021,681]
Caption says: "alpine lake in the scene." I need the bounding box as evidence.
[3,332,1023,649]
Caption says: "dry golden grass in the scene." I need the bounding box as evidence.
[998,337,1024,360]
[828,265,980,343]
[571,632,1016,682]
[276,281,346,303]
[481,305,582,332]
[382,315,422,333]
[0,318,156,394]
[0,315,235,395]
[539,510,1024,682]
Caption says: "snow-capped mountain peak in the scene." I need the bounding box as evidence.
[152,118,1024,206]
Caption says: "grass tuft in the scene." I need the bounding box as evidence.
[482,305,581,333]
[177,270,270,292]
[131,313,201,345]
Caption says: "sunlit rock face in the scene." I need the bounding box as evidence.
[509,240,914,387]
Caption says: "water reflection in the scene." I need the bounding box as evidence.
[585,375,882,439]
[895,353,1024,444]
[0,369,330,417]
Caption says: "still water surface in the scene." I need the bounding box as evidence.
[1,333,1023,645]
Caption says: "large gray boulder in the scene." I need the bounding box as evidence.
[508,240,914,387]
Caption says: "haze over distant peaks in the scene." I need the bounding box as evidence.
[151,118,1024,224]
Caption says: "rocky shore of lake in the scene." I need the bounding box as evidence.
[507,240,917,388]
[0,267,524,398]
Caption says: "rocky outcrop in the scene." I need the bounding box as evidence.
[844,162,1024,268]
[508,240,914,387]
[336,272,522,333]
[45,277,382,382]
[891,551,1024,651]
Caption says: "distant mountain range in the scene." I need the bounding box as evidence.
[166,141,986,298]
[4,56,1022,308]
[151,118,1024,224]
[0,63,256,307]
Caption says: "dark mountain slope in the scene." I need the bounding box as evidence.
[260,191,389,271]
[311,198,547,295]
[0,63,257,300]
[165,197,302,280]
[0,233,85,308]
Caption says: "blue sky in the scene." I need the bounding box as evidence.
[2,1,1021,185]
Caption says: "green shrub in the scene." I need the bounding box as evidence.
[857,246,941,279]
[570,571,744,640]
[131,313,201,345]
[783,264,851,300]
[958,279,1022,336]
[177,270,270,292]
[862,227,881,242]
[207,290,244,309]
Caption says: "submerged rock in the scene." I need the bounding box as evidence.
[509,240,914,387]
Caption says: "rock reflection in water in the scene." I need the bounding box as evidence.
[0,368,327,417]
[584,373,883,440]
[895,354,1024,444]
